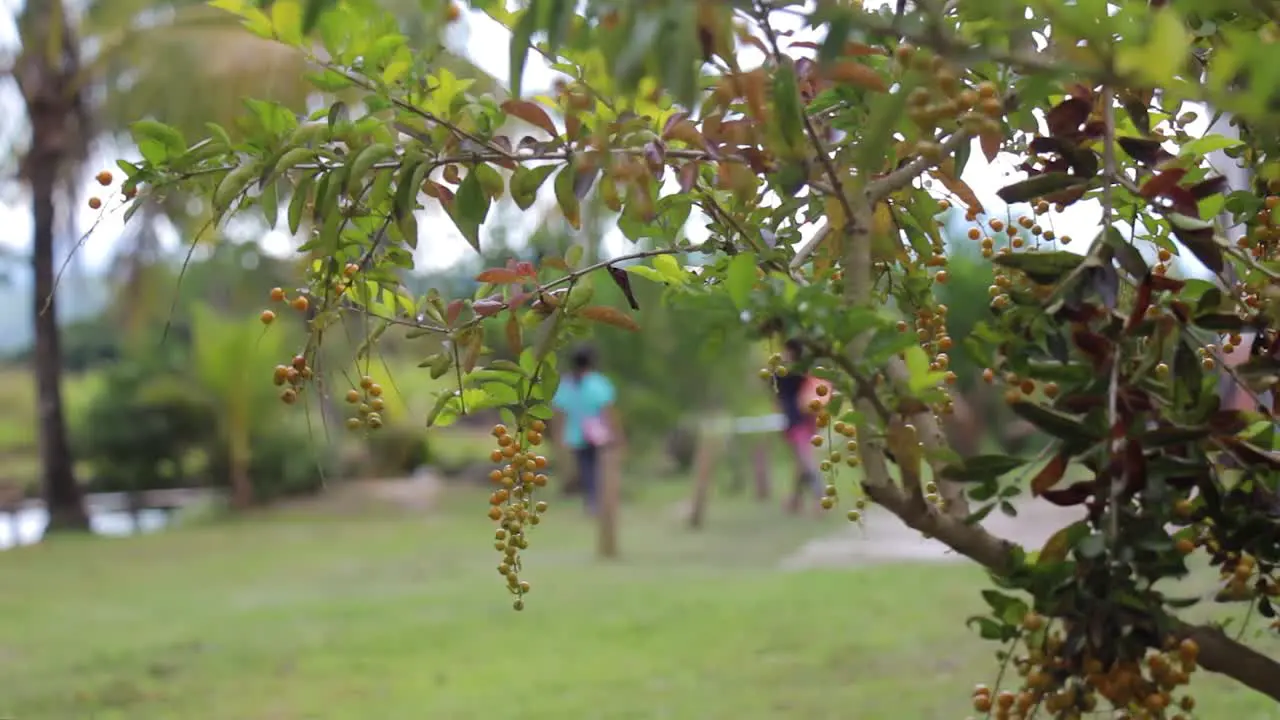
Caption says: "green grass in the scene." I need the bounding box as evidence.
[1,486,1278,719]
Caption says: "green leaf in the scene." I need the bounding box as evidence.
[1180,134,1244,157]
[300,0,337,34]
[855,77,911,173]
[725,253,756,310]
[653,254,687,285]
[131,120,186,164]
[261,180,279,228]
[213,162,260,212]
[269,0,303,44]
[394,158,428,249]
[996,173,1086,204]
[1010,401,1097,443]
[511,165,556,210]
[382,46,413,85]
[939,455,1026,483]
[287,174,313,234]
[626,265,668,284]
[1115,7,1190,87]
[772,64,805,156]
[1103,226,1148,278]
[991,250,1086,284]
[270,147,316,183]
[903,345,948,392]
[553,164,581,229]
[508,4,539,98]
[346,143,395,194]
[453,170,490,252]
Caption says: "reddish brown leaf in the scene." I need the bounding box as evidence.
[490,136,516,170]
[475,268,524,284]
[446,299,464,326]
[473,298,505,317]
[930,170,986,215]
[1208,410,1250,436]
[787,40,821,50]
[1150,274,1186,293]
[578,305,640,332]
[1066,84,1094,102]
[1046,98,1091,136]
[462,328,483,373]
[1139,168,1188,199]
[1040,481,1097,507]
[1189,176,1229,199]
[980,128,1002,162]
[501,99,558,138]
[505,313,523,357]
[1031,452,1069,496]
[1126,274,1154,331]
[842,41,883,56]
[678,162,699,193]
[1117,137,1175,166]
[662,112,691,138]
[606,265,640,310]
[1072,328,1113,368]
[823,60,887,92]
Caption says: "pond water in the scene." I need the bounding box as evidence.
[0,507,173,550]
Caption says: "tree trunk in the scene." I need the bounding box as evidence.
[30,151,89,533]
[18,1,91,533]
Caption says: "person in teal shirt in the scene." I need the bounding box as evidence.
[552,345,621,515]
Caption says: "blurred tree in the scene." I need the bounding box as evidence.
[12,1,93,531]
[189,302,289,507]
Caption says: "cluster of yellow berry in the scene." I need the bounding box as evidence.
[271,354,313,405]
[86,169,137,210]
[896,303,960,415]
[486,421,550,611]
[1240,194,1280,260]
[260,286,312,326]
[344,375,386,431]
[971,615,1202,720]
[895,44,1004,152]
[760,353,878,522]
[981,368,1062,405]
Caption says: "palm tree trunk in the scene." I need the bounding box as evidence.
[18,1,90,533]
[30,150,89,532]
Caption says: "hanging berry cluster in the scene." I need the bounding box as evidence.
[971,614,1203,720]
[486,420,550,611]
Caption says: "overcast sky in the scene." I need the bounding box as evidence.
[0,2,1226,276]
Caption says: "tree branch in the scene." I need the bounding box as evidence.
[866,129,972,202]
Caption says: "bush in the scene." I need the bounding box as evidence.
[360,423,431,477]
[207,423,335,502]
[75,361,216,494]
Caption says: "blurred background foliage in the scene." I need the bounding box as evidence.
[0,0,1014,515]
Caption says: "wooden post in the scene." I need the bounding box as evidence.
[597,444,622,559]
[753,443,772,501]
[688,422,723,529]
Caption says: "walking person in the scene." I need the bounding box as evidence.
[771,339,826,515]
[552,345,623,515]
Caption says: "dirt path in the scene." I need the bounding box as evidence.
[780,502,1088,570]
[293,468,445,513]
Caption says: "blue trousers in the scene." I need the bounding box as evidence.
[573,445,600,514]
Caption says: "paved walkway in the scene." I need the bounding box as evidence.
[779,501,1088,570]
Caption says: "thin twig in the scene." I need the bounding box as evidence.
[1100,86,1125,545]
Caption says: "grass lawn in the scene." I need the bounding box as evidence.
[1,485,1278,720]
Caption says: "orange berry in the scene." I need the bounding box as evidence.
[95,170,113,186]
[87,196,102,209]
[260,309,276,325]
[270,287,286,302]
[291,295,310,312]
